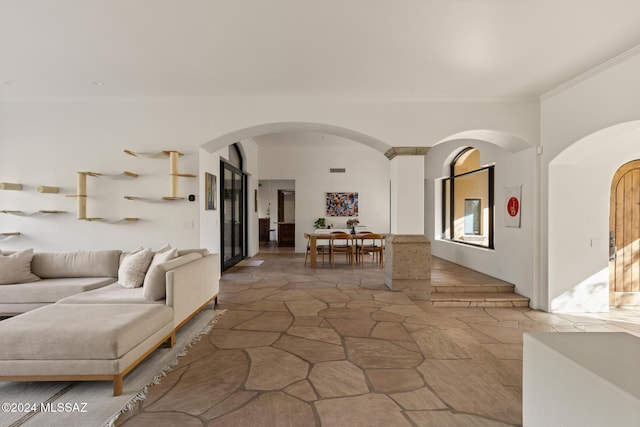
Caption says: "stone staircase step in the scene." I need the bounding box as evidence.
[429,292,530,308]
[432,283,515,293]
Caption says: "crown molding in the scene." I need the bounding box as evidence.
[541,44,640,100]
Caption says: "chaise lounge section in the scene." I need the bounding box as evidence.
[0,303,175,396]
[0,247,219,395]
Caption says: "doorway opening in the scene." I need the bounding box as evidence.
[258,180,295,251]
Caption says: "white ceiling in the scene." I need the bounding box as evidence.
[2,0,640,98]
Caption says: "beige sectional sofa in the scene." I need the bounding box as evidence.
[0,247,219,395]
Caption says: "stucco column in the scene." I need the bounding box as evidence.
[385,147,431,300]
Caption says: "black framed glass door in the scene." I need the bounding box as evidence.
[221,161,246,270]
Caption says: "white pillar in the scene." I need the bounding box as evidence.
[390,154,425,234]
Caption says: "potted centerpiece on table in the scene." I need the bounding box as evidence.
[313,218,326,229]
[346,218,359,234]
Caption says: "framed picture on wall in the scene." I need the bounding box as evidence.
[326,192,358,217]
[205,172,217,210]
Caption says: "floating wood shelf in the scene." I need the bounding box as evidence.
[0,182,22,191]
[39,210,67,214]
[124,149,172,159]
[37,186,59,194]
[2,210,67,216]
[172,173,196,178]
[162,196,185,200]
[125,196,178,203]
[76,216,138,223]
[100,171,138,178]
[0,232,21,240]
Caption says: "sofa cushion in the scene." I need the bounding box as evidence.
[0,249,40,285]
[143,252,203,301]
[57,282,164,305]
[0,277,117,303]
[31,250,121,278]
[118,247,154,288]
[0,303,173,360]
[142,247,179,294]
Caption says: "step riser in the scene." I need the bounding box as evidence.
[433,285,514,293]
[431,300,530,308]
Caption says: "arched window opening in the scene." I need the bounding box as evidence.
[228,143,243,170]
[441,147,494,249]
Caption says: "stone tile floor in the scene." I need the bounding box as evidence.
[117,254,640,426]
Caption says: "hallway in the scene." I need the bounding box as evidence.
[117,253,640,426]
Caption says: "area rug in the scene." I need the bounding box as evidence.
[236,259,264,267]
[0,306,225,427]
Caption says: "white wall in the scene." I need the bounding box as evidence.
[541,49,640,312]
[426,139,535,300]
[256,133,391,252]
[0,100,202,252]
[198,146,223,255]
[241,139,260,258]
[0,95,537,279]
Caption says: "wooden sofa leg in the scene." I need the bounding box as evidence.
[113,375,123,396]
[167,331,176,348]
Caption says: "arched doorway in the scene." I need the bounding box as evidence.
[609,159,640,307]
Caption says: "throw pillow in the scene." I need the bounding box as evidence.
[155,243,172,253]
[143,252,202,301]
[142,247,179,297]
[0,249,41,285]
[118,247,154,288]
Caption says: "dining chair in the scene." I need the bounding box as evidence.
[304,233,328,266]
[354,230,371,262]
[358,233,385,268]
[330,232,355,267]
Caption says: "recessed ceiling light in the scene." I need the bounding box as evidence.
[90,81,105,86]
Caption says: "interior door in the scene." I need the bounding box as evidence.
[610,160,640,306]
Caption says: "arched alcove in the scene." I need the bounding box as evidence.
[425,130,536,306]
[547,120,640,312]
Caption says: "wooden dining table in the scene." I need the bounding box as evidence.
[307,231,387,268]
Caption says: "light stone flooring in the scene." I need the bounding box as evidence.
[117,254,640,427]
